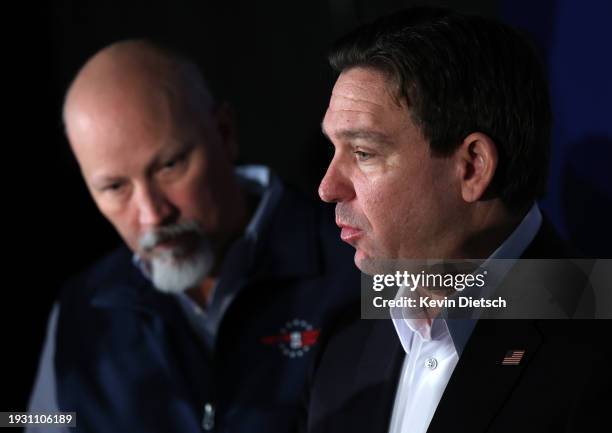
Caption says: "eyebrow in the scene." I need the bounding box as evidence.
[321,123,393,146]
[90,140,195,188]
[150,139,194,166]
[90,174,125,189]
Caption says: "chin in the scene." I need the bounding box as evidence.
[355,247,404,276]
[150,243,214,294]
[354,249,379,276]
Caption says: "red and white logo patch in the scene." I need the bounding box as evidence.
[261,319,320,358]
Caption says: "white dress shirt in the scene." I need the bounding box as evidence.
[387,203,542,433]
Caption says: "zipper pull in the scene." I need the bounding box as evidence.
[202,402,215,431]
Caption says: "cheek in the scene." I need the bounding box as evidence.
[98,204,141,251]
[360,166,439,255]
[357,177,409,240]
[169,176,216,226]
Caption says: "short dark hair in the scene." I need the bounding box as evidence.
[329,7,551,212]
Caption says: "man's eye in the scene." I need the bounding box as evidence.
[163,158,178,169]
[103,182,125,193]
[354,150,373,161]
[161,154,186,171]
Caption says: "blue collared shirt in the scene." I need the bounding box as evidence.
[166,165,283,350]
[27,165,283,431]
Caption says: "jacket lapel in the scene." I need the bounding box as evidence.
[349,319,405,433]
[427,218,567,432]
[427,319,542,433]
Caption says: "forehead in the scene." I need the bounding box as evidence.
[323,67,408,137]
[330,67,397,108]
[66,86,201,179]
[322,67,414,142]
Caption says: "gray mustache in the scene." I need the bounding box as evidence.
[335,204,365,228]
[139,220,202,252]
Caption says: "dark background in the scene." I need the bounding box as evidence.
[4,0,611,413]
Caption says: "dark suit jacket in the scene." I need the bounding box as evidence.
[301,220,611,433]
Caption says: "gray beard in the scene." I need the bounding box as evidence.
[138,221,215,294]
[149,237,214,294]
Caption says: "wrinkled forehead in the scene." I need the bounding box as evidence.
[330,67,398,109]
[323,67,408,136]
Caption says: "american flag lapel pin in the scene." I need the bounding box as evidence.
[501,349,525,365]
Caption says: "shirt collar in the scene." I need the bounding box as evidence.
[235,164,283,242]
[489,202,542,261]
[392,202,543,355]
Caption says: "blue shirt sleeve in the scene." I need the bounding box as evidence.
[26,304,69,433]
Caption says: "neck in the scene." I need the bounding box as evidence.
[185,182,259,309]
[185,278,216,308]
[456,201,527,259]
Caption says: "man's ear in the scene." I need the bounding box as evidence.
[455,132,498,203]
[213,102,238,162]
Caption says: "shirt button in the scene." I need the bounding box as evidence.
[425,357,438,370]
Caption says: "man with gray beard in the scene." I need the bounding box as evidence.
[139,220,215,294]
[27,39,359,433]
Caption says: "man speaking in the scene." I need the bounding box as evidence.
[303,7,610,433]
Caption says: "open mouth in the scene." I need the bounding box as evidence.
[338,224,363,244]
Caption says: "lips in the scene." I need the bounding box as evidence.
[337,223,363,244]
[149,232,199,256]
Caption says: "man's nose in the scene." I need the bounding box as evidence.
[318,158,355,203]
[135,183,176,228]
